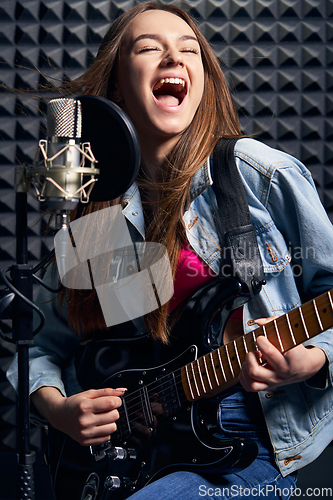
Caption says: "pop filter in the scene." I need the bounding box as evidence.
[78,95,141,202]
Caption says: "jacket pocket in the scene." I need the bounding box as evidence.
[256,220,291,274]
[300,382,333,427]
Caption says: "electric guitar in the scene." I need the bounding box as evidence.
[48,276,333,500]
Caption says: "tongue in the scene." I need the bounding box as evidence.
[156,94,180,106]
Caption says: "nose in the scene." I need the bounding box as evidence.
[161,51,184,68]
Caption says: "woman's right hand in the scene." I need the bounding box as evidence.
[31,386,126,446]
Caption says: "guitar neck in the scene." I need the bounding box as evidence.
[181,289,333,402]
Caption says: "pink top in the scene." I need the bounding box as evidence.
[168,241,242,321]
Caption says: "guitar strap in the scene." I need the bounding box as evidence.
[212,138,264,297]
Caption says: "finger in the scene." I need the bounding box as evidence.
[241,350,267,383]
[88,408,120,427]
[87,388,127,399]
[240,349,279,390]
[242,349,266,375]
[91,395,124,414]
[81,423,116,446]
[75,393,123,417]
[253,315,278,326]
[255,336,289,375]
[91,421,118,436]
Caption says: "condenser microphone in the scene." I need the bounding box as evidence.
[33,97,99,230]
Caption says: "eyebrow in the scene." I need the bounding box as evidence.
[133,34,199,45]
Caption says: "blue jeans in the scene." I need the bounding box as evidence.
[127,387,297,499]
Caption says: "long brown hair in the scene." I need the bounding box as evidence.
[63,1,241,342]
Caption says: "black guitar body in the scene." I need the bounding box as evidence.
[48,277,258,500]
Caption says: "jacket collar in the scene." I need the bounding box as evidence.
[122,157,213,237]
[123,157,212,206]
[189,157,213,202]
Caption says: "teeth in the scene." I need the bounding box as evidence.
[156,78,185,88]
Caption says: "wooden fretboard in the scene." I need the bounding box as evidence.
[181,289,333,401]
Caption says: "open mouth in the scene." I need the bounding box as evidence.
[152,77,187,107]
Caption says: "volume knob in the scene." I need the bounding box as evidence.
[104,476,133,491]
[104,476,121,490]
[110,446,137,461]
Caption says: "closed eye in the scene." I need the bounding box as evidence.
[180,48,200,54]
[138,46,161,53]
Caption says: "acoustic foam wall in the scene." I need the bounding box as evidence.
[0,0,332,450]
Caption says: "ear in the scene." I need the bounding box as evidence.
[111,85,123,104]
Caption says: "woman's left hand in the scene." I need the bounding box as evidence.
[239,317,327,392]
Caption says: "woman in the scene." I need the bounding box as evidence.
[7,2,333,499]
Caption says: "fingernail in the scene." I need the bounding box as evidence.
[115,388,127,392]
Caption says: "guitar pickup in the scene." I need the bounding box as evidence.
[139,385,154,428]
[115,395,132,441]
[158,372,181,418]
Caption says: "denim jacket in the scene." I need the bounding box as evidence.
[7,138,333,477]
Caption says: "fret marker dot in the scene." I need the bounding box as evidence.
[295,323,299,328]
[323,309,327,314]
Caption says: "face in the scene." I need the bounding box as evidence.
[115,10,205,147]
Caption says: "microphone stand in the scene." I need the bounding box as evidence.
[1,170,59,499]
[1,166,53,499]
[12,187,36,499]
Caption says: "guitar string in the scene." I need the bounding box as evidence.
[117,294,331,426]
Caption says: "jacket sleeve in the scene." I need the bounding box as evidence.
[6,264,82,400]
[266,155,333,387]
